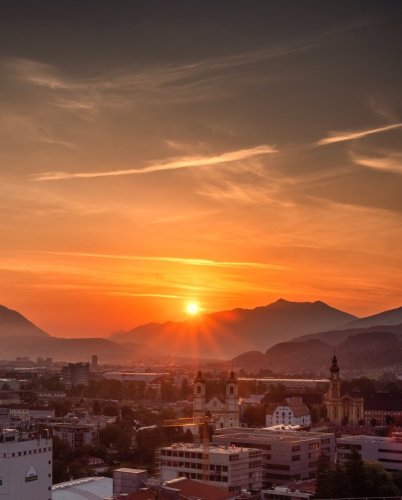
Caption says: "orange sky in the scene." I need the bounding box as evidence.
[0,2,401,337]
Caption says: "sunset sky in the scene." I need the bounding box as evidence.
[1,1,401,338]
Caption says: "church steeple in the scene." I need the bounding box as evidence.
[328,355,341,399]
[330,355,340,380]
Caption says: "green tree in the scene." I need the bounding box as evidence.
[345,450,366,497]
[315,453,332,499]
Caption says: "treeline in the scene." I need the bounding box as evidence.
[315,450,402,498]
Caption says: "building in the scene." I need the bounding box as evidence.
[52,423,94,450]
[91,354,98,370]
[52,477,113,500]
[213,427,335,487]
[324,356,364,426]
[7,405,55,420]
[364,392,402,426]
[113,468,148,496]
[262,485,312,500]
[193,370,239,429]
[337,433,402,473]
[0,428,52,500]
[158,442,262,493]
[238,378,329,392]
[266,397,311,428]
[62,362,90,388]
[117,477,236,500]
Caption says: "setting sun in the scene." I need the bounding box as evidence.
[186,302,200,316]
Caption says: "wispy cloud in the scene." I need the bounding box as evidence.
[316,123,402,146]
[107,292,185,299]
[39,250,287,271]
[351,151,402,174]
[32,145,277,181]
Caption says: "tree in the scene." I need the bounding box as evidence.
[363,462,400,496]
[315,453,332,499]
[344,450,366,497]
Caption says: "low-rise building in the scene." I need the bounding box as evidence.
[0,428,52,500]
[262,485,312,500]
[337,433,402,473]
[52,422,94,450]
[158,442,262,493]
[113,468,148,496]
[266,397,311,428]
[52,476,113,500]
[364,392,402,426]
[213,427,335,487]
[7,404,55,420]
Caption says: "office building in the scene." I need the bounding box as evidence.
[213,427,335,487]
[337,433,402,473]
[62,362,90,388]
[158,442,262,493]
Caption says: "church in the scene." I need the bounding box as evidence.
[193,370,239,429]
[325,355,364,426]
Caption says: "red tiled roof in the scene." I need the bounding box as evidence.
[121,478,234,500]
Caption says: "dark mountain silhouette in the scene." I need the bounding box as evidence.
[111,299,356,358]
[346,306,402,329]
[233,328,402,374]
[293,324,402,346]
[0,305,49,338]
[0,304,138,362]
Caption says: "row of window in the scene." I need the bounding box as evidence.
[1,447,51,458]
[161,460,229,472]
[178,471,228,482]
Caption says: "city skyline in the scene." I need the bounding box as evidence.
[0,1,401,338]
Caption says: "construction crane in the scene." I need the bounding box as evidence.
[160,416,213,482]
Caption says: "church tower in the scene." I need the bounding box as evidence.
[329,355,341,399]
[225,369,239,427]
[325,355,364,426]
[193,370,206,416]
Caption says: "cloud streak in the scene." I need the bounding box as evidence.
[32,145,278,181]
[316,123,402,146]
[352,151,402,174]
[39,250,287,271]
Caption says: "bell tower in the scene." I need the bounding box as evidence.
[193,370,206,416]
[225,369,239,427]
[329,355,341,399]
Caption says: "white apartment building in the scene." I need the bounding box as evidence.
[213,427,335,487]
[337,433,402,473]
[266,398,311,428]
[159,442,262,493]
[0,428,52,500]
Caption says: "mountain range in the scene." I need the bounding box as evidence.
[0,300,401,368]
[110,299,357,358]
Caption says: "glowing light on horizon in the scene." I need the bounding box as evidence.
[186,302,200,316]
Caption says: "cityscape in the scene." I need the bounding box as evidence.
[1,1,402,499]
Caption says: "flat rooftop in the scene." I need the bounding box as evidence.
[338,434,402,443]
[214,427,333,444]
[52,477,112,500]
[161,443,260,455]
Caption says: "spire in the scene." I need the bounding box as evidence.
[228,364,236,381]
[330,354,340,380]
[195,369,204,382]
